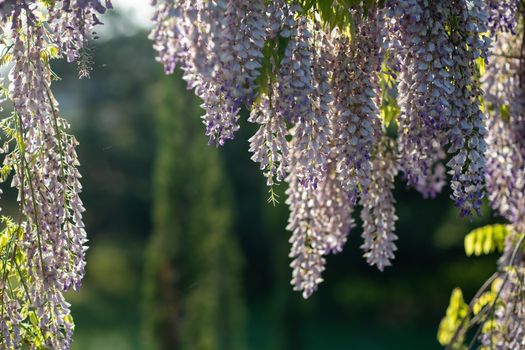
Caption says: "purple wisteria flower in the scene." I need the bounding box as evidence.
[387,0,451,198]
[248,1,296,187]
[287,156,354,299]
[151,0,269,146]
[331,10,383,203]
[483,31,525,233]
[360,139,399,271]
[285,17,330,189]
[486,0,521,35]
[0,2,105,347]
[446,0,490,217]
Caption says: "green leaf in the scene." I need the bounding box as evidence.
[39,0,56,8]
[464,224,509,257]
[29,312,39,327]
[378,54,400,130]
[437,288,469,348]
[253,34,291,103]
[499,104,511,121]
[475,56,486,76]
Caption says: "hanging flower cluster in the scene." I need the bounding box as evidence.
[479,15,525,348]
[387,0,451,199]
[481,234,525,350]
[0,1,110,349]
[486,0,521,35]
[439,8,525,349]
[0,0,524,347]
[150,0,520,300]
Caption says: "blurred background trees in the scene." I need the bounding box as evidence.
[141,71,244,350]
[48,14,502,350]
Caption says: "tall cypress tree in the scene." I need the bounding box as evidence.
[142,71,245,350]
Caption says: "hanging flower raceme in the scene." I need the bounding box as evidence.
[151,0,269,146]
[198,0,259,146]
[486,0,521,35]
[362,14,399,265]
[149,0,185,75]
[303,23,334,187]
[286,18,330,189]
[248,92,290,188]
[360,138,399,271]
[331,10,383,203]
[150,0,230,144]
[286,166,327,299]
[48,0,112,78]
[445,0,490,217]
[486,114,525,231]
[0,2,105,348]
[248,1,296,188]
[387,0,450,198]
[287,154,354,299]
[483,30,525,233]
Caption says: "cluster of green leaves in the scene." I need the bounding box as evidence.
[0,44,12,67]
[464,224,509,257]
[290,0,386,37]
[253,35,290,102]
[0,216,51,349]
[438,288,469,349]
[437,278,504,350]
[378,55,400,133]
[438,225,524,350]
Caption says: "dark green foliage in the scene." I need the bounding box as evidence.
[287,0,385,36]
[464,224,509,257]
[253,35,290,100]
[141,71,245,350]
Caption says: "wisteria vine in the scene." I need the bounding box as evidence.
[0,0,525,349]
[149,0,523,294]
[150,0,525,347]
[0,1,111,349]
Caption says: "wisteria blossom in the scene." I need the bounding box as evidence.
[331,12,383,203]
[360,139,399,271]
[2,1,525,347]
[0,1,108,348]
[386,0,451,198]
[151,0,270,145]
[475,11,525,349]
[486,0,521,35]
[446,0,490,217]
[249,3,299,187]
[484,31,525,233]
[287,18,329,189]
[148,0,525,303]
[49,0,113,77]
[287,155,354,298]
